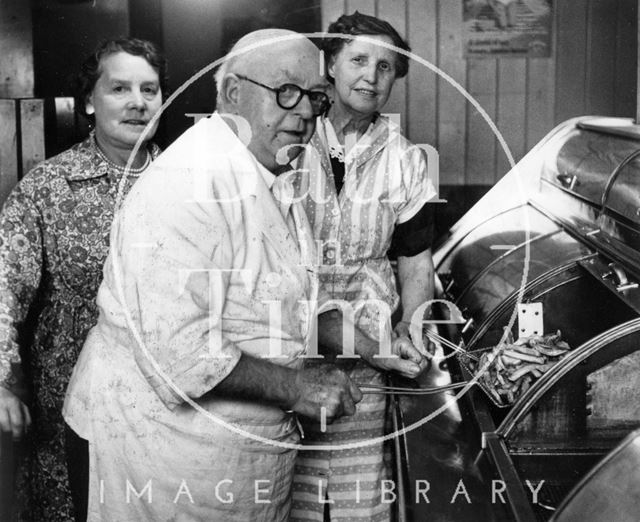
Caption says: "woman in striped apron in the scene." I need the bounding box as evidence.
[291,11,437,522]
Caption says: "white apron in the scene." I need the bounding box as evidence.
[64,113,318,521]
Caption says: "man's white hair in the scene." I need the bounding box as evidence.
[214,29,306,107]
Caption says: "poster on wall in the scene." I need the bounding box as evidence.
[463,0,553,57]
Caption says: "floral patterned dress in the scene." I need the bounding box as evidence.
[0,133,159,521]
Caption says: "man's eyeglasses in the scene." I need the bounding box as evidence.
[236,74,331,117]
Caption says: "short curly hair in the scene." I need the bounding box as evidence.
[74,37,168,122]
[323,11,411,82]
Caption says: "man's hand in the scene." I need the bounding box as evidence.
[289,365,362,423]
[0,387,31,440]
[214,353,362,423]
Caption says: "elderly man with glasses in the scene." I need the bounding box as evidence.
[63,29,361,522]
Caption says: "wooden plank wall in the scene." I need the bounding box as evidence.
[615,0,638,117]
[0,99,46,205]
[20,100,45,175]
[0,101,19,205]
[320,0,637,186]
[0,0,34,98]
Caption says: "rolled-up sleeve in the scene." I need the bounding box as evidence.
[396,144,438,224]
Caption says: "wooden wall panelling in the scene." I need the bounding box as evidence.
[345,0,375,16]
[377,0,408,134]
[586,0,617,116]
[555,0,588,123]
[614,0,638,117]
[320,0,637,186]
[526,58,555,150]
[437,0,466,185]
[465,59,497,185]
[496,59,527,178]
[0,100,18,206]
[19,100,45,176]
[0,0,33,98]
[407,0,438,146]
[526,0,556,150]
[322,0,345,29]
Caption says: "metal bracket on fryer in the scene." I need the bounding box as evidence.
[517,302,544,338]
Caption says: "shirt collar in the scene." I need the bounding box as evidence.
[258,161,276,190]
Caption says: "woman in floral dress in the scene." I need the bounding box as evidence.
[0,37,165,521]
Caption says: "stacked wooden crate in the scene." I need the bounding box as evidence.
[1,0,43,206]
[0,99,45,205]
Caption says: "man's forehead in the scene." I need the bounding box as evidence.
[240,38,326,86]
[271,67,327,87]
